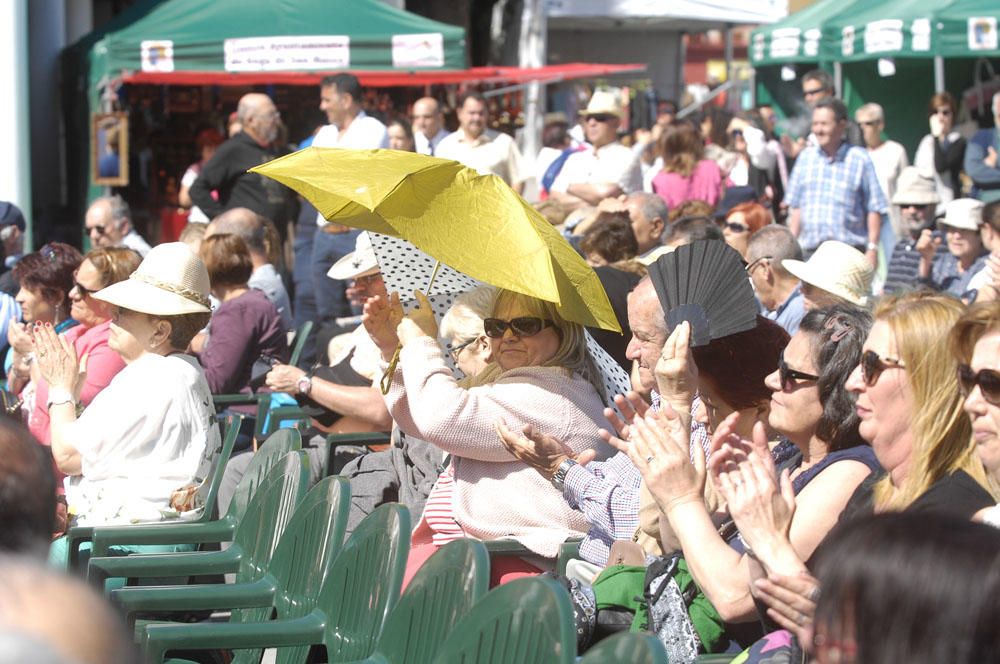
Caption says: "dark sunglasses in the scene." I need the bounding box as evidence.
[483,317,554,339]
[802,86,827,97]
[860,350,906,386]
[721,221,749,233]
[585,113,615,123]
[958,364,1000,405]
[73,280,95,297]
[728,129,744,139]
[778,353,819,391]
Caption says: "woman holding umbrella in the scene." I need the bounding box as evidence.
[364,287,613,587]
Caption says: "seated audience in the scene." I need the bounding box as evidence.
[0,420,56,556]
[746,226,806,335]
[884,166,946,294]
[918,198,988,297]
[580,211,639,267]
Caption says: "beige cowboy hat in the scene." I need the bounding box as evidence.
[94,242,211,315]
[891,166,941,207]
[327,231,379,280]
[581,89,624,119]
[938,198,984,232]
[782,241,874,306]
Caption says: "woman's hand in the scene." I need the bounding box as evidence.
[608,404,705,516]
[265,364,306,394]
[363,292,403,358]
[396,290,438,345]
[654,321,697,423]
[495,420,597,479]
[32,323,79,393]
[711,420,796,555]
[7,321,32,355]
[753,572,820,647]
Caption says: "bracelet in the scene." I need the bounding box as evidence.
[47,398,75,410]
[47,387,76,410]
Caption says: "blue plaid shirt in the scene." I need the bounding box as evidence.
[786,142,888,251]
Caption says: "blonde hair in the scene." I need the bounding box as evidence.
[872,292,989,511]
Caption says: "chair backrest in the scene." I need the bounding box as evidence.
[230,451,310,587]
[374,539,490,664]
[193,413,243,522]
[579,632,669,664]
[226,428,302,521]
[289,320,314,367]
[303,503,411,664]
[430,576,577,664]
[230,475,350,664]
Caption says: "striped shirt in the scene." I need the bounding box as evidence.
[422,463,466,547]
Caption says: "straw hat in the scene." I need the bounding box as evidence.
[581,90,624,119]
[938,198,984,232]
[94,242,211,315]
[891,167,940,207]
[782,241,873,306]
[327,232,379,280]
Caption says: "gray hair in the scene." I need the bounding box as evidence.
[94,195,131,229]
[439,285,496,344]
[210,208,267,255]
[856,103,884,124]
[747,225,803,278]
[626,191,669,225]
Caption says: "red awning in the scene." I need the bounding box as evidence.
[119,62,646,87]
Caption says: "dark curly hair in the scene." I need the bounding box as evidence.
[12,242,83,317]
[798,303,872,451]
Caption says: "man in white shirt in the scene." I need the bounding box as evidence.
[84,195,152,256]
[549,90,642,211]
[435,92,526,194]
[308,74,389,339]
[856,103,908,240]
[411,97,449,156]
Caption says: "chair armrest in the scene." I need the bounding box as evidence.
[143,612,325,662]
[112,578,277,629]
[213,393,264,407]
[90,517,236,557]
[87,548,241,591]
[67,526,95,575]
[483,539,534,557]
[556,538,583,575]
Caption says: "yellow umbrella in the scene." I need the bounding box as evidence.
[251,147,621,333]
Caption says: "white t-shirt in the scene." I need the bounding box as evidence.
[867,140,910,237]
[181,166,209,223]
[64,353,219,526]
[550,141,642,195]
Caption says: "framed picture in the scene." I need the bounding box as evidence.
[92,112,129,186]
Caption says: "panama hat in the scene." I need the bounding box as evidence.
[581,89,624,119]
[891,167,941,207]
[327,232,379,280]
[938,198,984,232]
[782,241,874,306]
[94,242,211,315]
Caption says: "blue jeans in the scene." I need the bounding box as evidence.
[310,228,360,324]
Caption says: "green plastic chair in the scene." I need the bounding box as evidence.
[362,538,490,664]
[580,633,669,663]
[87,450,309,592]
[141,502,411,664]
[86,429,301,561]
[483,537,582,576]
[288,320,313,367]
[67,413,244,572]
[429,576,577,664]
[325,431,392,477]
[696,655,737,663]
[111,476,349,653]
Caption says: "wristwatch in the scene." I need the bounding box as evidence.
[550,458,577,491]
[296,375,313,396]
[866,241,879,252]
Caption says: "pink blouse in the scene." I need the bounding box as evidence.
[651,159,723,209]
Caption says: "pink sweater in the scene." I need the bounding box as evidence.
[385,336,613,557]
[651,158,723,209]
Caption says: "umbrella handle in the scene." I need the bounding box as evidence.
[380,344,402,395]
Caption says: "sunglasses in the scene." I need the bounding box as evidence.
[721,221,749,234]
[860,350,906,386]
[351,273,381,287]
[73,280,95,298]
[778,353,819,391]
[958,364,1000,405]
[585,113,615,123]
[447,337,477,361]
[483,317,554,339]
[728,129,744,139]
[802,87,827,97]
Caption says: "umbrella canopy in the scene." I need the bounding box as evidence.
[252,147,621,333]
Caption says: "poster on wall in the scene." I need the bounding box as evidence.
[92,113,129,187]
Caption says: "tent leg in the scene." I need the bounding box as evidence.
[834,62,842,98]
[934,56,945,93]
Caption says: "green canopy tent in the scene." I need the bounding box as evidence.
[61,0,467,226]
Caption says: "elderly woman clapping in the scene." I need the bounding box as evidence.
[38,244,221,566]
[364,287,612,586]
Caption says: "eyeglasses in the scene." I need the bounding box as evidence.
[447,337,476,361]
[802,87,827,97]
[351,273,382,287]
[858,120,880,128]
[483,317,554,339]
[899,203,924,210]
[935,108,953,116]
[958,364,1000,405]
[778,353,819,391]
[585,114,615,123]
[72,277,96,298]
[745,256,772,274]
[728,129,744,140]
[722,221,749,234]
[860,349,906,386]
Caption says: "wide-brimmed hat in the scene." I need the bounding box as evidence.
[938,198,984,232]
[327,231,379,280]
[782,241,873,306]
[892,167,941,206]
[580,90,624,119]
[94,242,211,315]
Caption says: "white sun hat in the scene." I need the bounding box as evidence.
[782,241,874,306]
[93,242,211,315]
[327,231,379,280]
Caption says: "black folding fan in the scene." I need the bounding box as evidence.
[647,240,758,347]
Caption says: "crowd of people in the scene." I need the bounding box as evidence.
[1,68,1000,663]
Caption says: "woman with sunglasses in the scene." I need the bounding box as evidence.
[720,201,771,260]
[914,92,966,215]
[364,287,612,587]
[950,301,1000,524]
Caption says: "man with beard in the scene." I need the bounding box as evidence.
[883,167,946,293]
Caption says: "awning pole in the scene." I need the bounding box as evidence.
[934,56,945,93]
[834,62,843,98]
[519,0,547,167]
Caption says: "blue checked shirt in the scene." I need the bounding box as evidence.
[786,142,888,251]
